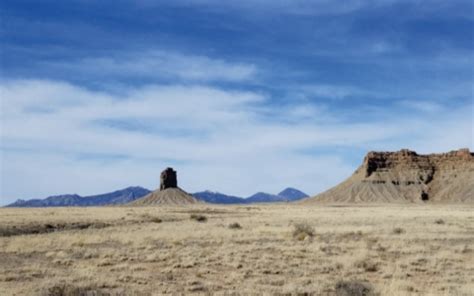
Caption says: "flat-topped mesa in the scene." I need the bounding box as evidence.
[438,148,474,159]
[304,148,474,203]
[363,148,473,178]
[364,149,421,177]
[160,167,177,190]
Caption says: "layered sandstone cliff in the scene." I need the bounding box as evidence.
[303,148,473,203]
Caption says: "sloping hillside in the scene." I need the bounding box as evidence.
[129,188,201,206]
[303,149,474,203]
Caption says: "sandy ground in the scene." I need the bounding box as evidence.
[0,204,473,295]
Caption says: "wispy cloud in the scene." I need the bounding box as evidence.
[1,78,471,203]
[398,100,444,113]
[293,84,377,100]
[1,0,472,204]
[41,51,257,83]
[135,0,473,18]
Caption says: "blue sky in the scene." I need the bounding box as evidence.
[1,0,473,204]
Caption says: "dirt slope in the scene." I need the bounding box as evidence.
[129,188,201,206]
[303,148,474,203]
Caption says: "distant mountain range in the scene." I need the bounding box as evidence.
[192,191,247,204]
[6,187,308,207]
[6,187,152,207]
[193,187,308,204]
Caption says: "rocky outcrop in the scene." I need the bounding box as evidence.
[303,148,474,203]
[160,167,177,190]
[129,168,201,206]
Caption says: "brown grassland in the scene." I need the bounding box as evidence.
[0,204,473,295]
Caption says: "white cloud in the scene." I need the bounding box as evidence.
[295,84,376,100]
[1,79,472,204]
[43,51,257,82]
[134,0,404,16]
[133,0,474,20]
[398,100,444,113]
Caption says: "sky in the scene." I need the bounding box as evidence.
[0,0,473,204]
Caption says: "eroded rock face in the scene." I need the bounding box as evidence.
[160,167,178,190]
[363,148,473,175]
[306,148,474,203]
[363,149,435,183]
[130,167,201,206]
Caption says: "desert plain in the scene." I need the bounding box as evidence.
[0,204,473,295]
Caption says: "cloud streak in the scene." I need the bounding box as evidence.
[1,0,472,204]
[1,78,472,203]
[39,51,258,83]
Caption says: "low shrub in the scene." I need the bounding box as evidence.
[355,258,379,272]
[140,214,162,223]
[228,222,242,229]
[335,280,377,296]
[45,284,115,296]
[190,214,207,222]
[292,223,314,241]
[392,227,405,234]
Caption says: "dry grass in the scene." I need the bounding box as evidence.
[0,204,473,295]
